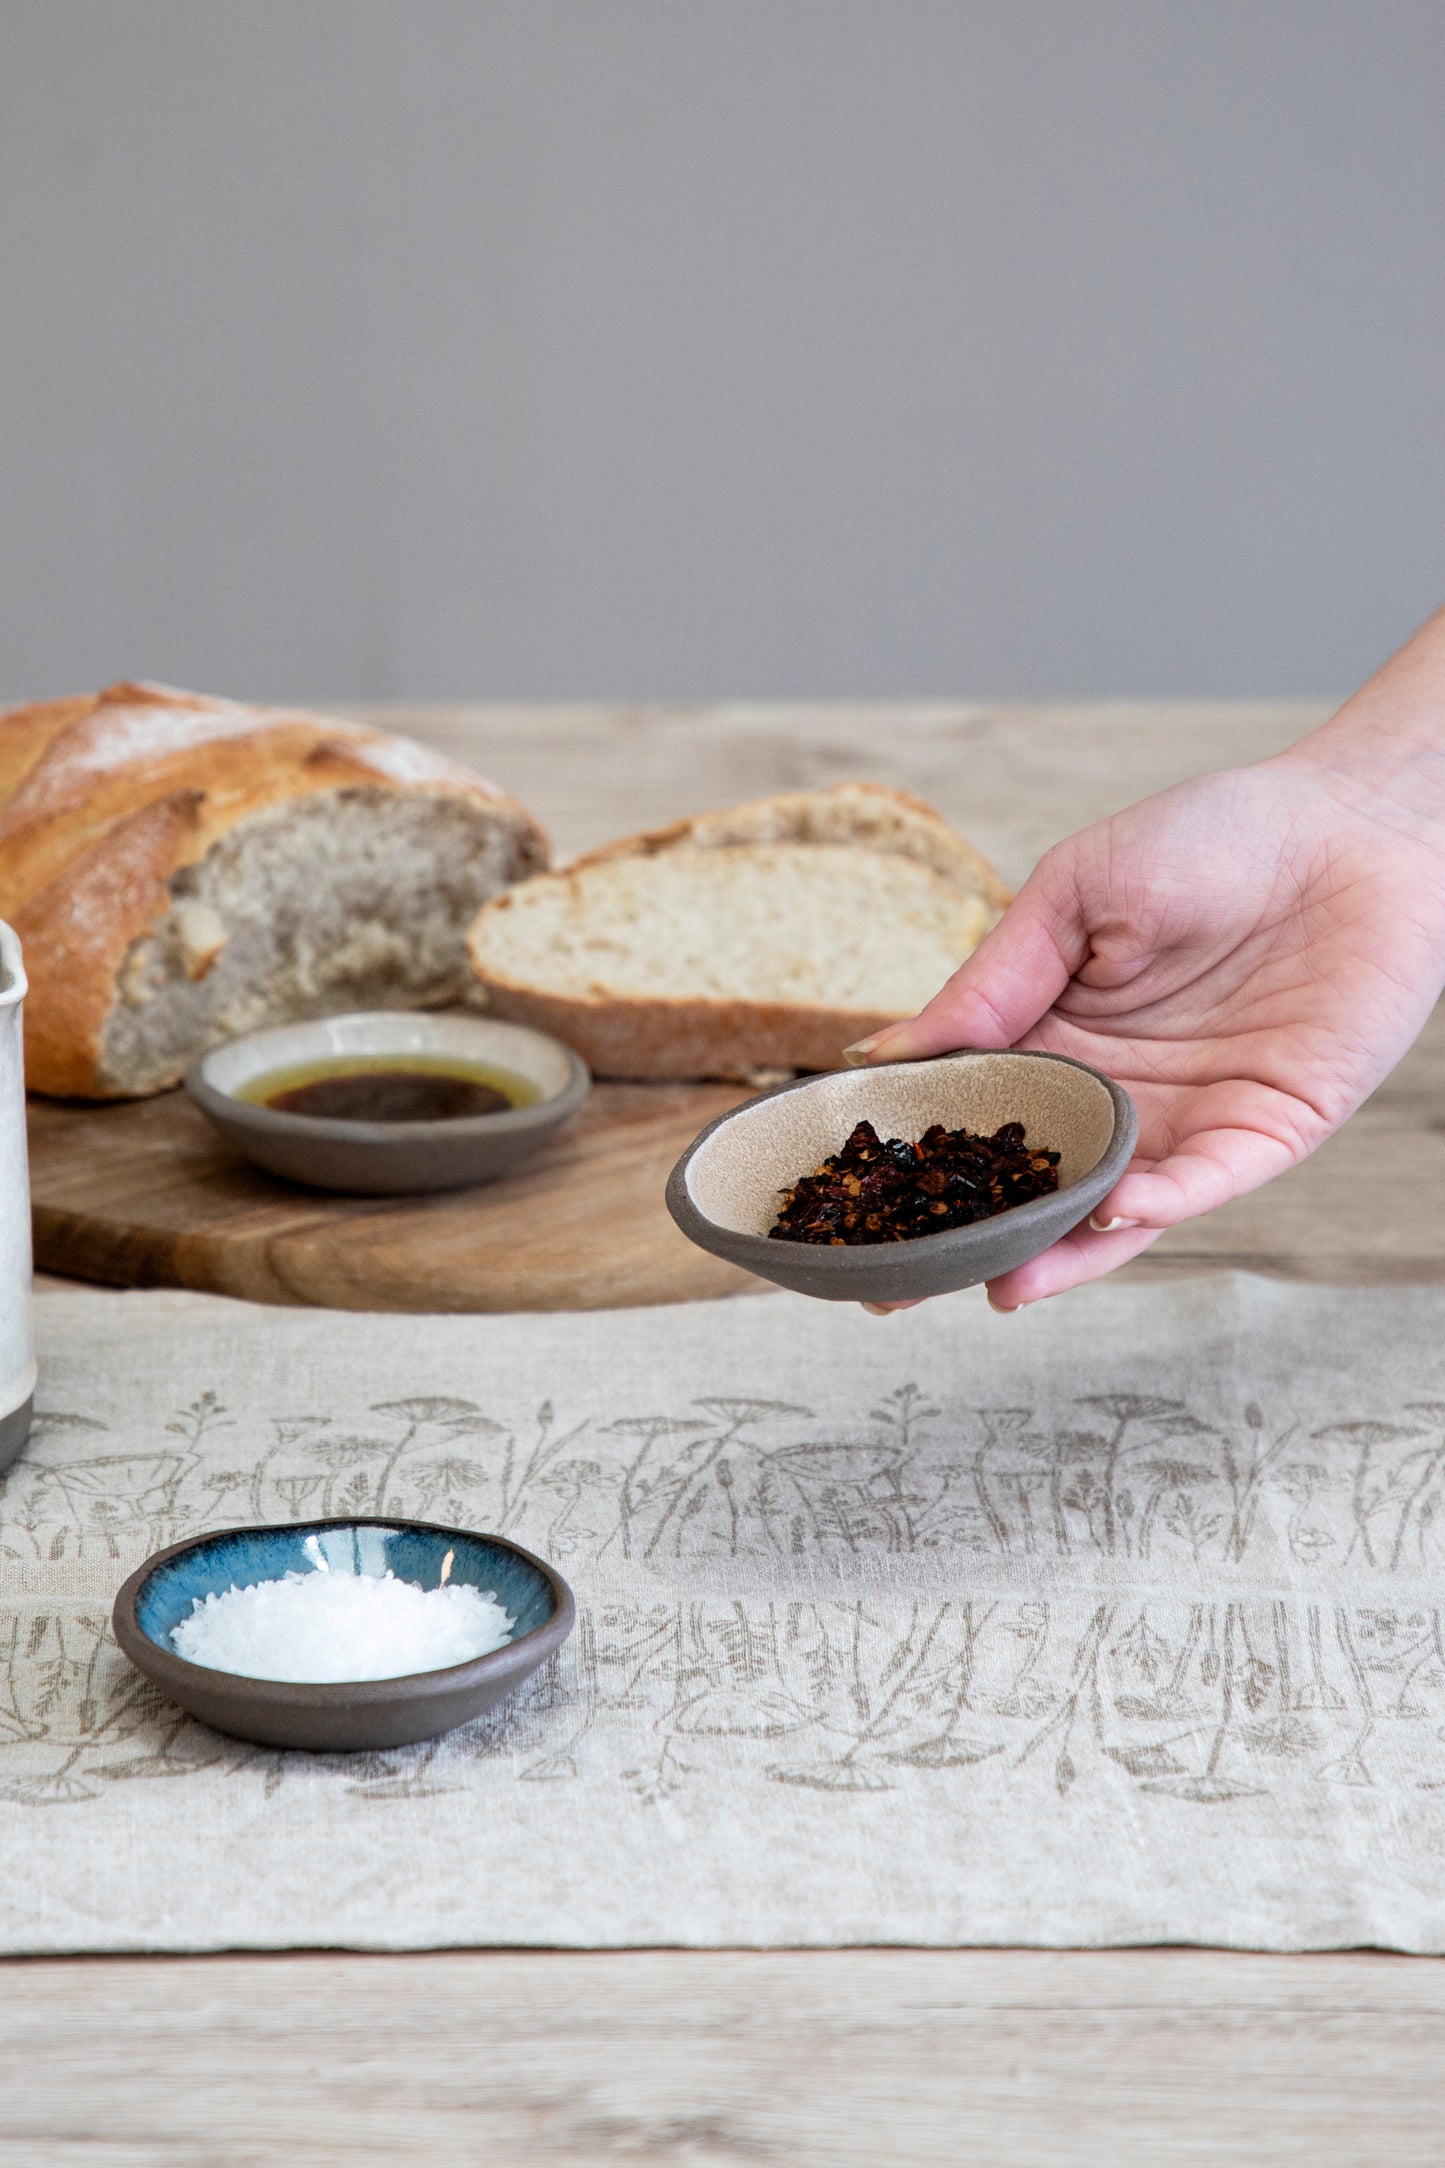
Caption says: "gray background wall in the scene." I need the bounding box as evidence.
[1,1,1441,704]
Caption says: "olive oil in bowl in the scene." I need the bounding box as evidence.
[237,1053,542,1125]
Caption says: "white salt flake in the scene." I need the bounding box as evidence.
[171,1569,515,1682]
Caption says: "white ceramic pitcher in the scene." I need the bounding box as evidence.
[0,922,34,1472]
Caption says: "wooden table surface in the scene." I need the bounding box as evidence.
[18,700,1445,2166]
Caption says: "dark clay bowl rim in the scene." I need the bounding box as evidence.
[184,1018,591,1147]
[112,1516,577,1709]
[666,1047,1138,1280]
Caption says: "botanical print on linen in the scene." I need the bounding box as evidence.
[5,1371,1445,1813]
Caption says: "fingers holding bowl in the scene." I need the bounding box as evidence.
[984,1218,1166,1310]
[859,1215,1166,1317]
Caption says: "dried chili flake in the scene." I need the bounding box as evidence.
[768,1118,1061,1246]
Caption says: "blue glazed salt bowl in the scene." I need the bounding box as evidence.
[112,1517,575,1752]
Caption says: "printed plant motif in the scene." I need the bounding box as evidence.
[5,1370,1445,1809]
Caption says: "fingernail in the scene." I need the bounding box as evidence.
[860,1301,893,1316]
[986,1293,1022,1315]
[1089,1214,1141,1234]
[841,1036,884,1067]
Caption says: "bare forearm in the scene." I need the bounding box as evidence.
[1277,603,1445,834]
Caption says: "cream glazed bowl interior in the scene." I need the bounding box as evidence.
[186,1011,590,1195]
[666,1050,1138,1304]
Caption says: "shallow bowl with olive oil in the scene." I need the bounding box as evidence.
[186,1012,590,1194]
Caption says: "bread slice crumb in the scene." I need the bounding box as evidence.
[468,784,1008,1080]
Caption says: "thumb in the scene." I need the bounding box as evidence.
[850,854,1088,1063]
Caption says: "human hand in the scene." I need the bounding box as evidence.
[851,728,1445,1311]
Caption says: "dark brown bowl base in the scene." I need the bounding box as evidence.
[130,1648,551,1753]
[112,1518,576,1751]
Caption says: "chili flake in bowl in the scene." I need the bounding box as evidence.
[770,1118,1061,1246]
[665,1049,1136,1305]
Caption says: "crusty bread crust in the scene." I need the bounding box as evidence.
[0,682,547,923]
[11,793,206,1097]
[575,781,1012,914]
[477,981,907,1081]
[0,692,105,807]
[0,682,550,1097]
[468,781,1011,1081]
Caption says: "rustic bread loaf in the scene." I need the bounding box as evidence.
[0,682,548,1097]
[467,783,1009,1079]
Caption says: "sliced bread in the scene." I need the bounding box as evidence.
[467,784,1009,1079]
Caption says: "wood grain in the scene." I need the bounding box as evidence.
[32,996,1445,1304]
[27,1079,760,1310]
[1,1947,1443,2166]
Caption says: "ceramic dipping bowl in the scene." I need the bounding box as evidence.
[666,1049,1137,1304]
[185,1011,590,1194]
[112,1517,576,1751]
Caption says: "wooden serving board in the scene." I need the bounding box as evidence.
[27,1082,766,1312]
[30,994,1445,1310]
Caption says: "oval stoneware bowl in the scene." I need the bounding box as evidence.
[113,1517,576,1751]
[666,1049,1137,1304]
[185,1010,590,1194]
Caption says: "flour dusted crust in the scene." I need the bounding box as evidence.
[468,783,1011,1081]
[0,683,550,1097]
[0,682,541,922]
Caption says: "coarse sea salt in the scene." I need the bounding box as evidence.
[171,1569,515,1683]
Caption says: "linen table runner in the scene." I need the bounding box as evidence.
[5,1277,1445,1953]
